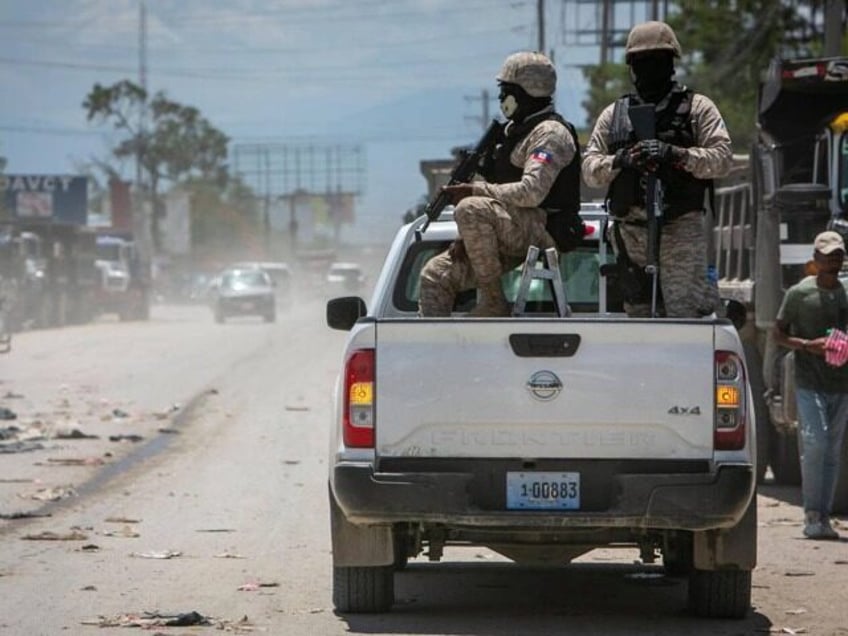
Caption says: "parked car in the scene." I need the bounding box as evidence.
[326,262,365,293]
[209,267,276,323]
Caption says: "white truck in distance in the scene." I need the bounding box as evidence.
[326,207,757,619]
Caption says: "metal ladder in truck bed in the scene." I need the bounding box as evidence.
[511,245,570,317]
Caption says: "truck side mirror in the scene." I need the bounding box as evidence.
[327,296,367,331]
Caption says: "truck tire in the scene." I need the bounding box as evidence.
[332,565,394,613]
[663,531,694,577]
[688,568,751,619]
[743,342,770,483]
[770,428,801,485]
[393,526,410,571]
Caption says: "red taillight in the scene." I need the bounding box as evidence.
[714,350,746,450]
[343,349,375,448]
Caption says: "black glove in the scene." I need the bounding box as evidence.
[614,145,654,172]
[612,147,634,170]
[636,139,687,167]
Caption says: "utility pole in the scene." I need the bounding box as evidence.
[137,0,147,190]
[537,0,545,52]
[600,0,611,65]
[464,89,494,132]
[824,0,843,58]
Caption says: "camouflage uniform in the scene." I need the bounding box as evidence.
[582,90,732,317]
[419,110,576,316]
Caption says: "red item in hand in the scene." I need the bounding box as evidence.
[825,329,848,367]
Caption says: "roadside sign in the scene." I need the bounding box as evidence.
[1,174,88,225]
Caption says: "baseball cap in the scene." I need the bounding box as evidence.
[814,231,845,255]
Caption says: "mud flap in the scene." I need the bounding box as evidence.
[330,486,393,567]
[693,493,757,570]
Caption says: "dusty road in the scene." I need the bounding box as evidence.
[1,299,847,636]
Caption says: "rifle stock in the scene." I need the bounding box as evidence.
[627,103,662,317]
[416,119,505,238]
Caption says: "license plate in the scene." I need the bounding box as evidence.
[240,301,255,310]
[506,471,580,510]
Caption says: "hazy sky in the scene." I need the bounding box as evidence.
[0,0,653,244]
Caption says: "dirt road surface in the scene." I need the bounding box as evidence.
[1,300,847,636]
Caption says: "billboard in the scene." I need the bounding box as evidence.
[1,174,88,225]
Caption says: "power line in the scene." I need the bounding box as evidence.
[0,47,511,81]
[2,25,518,56]
[0,0,523,29]
[0,124,102,137]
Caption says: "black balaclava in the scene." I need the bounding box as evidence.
[498,82,551,123]
[629,51,675,104]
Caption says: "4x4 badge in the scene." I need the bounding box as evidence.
[668,406,701,415]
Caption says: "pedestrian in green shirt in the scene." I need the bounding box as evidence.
[774,230,848,540]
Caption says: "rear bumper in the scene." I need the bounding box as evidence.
[332,461,754,531]
[218,296,274,315]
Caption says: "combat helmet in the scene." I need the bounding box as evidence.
[625,21,682,62]
[496,52,556,98]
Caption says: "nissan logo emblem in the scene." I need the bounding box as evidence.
[526,370,562,401]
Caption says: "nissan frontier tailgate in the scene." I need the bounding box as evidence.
[374,319,717,460]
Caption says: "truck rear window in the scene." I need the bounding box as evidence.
[393,241,619,314]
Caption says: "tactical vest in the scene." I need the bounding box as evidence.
[485,112,581,215]
[606,87,710,220]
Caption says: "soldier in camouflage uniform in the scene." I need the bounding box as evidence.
[419,51,581,317]
[582,21,732,318]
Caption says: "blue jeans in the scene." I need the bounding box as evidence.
[796,388,848,515]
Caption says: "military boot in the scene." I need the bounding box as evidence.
[468,281,509,317]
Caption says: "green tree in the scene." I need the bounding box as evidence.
[185,175,262,259]
[83,80,229,249]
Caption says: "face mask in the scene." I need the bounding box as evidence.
[630,53,674,102]
[499,94,518,119]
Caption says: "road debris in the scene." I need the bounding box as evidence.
[77,544,101,552]
[0,441,45,454]
[196,528,235,533]
[22,485,76,501]
[22,529,88,541]
[154,403,181,420]
[108,434,144,443]
[0,511,52,520]
[101,525,140,538]
[42,456,106,466]
[214,551,246,559]
[131,550,182,559]
[81,610,211,628]
[0,406,17,420]
[104,516,141,524]
[237,581,280,591]
[53,427,98,440]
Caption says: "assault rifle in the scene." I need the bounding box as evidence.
[416,118,505,240]
[628,103,664,317]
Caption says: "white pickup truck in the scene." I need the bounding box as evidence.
[326,206,757,619]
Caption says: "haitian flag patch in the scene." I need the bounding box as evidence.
[530,148,553,164]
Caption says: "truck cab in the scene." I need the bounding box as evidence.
[93,234,150,321]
